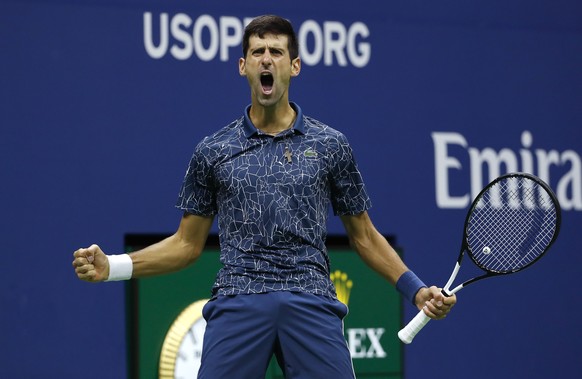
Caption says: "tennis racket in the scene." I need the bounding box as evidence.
[398,172,561,344]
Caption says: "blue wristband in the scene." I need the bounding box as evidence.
[396,271,427,306]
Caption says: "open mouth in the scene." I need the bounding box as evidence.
[260,72,274,94]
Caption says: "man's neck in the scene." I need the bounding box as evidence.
[249,102,296,135]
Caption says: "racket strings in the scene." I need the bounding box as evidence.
[466,176,558,273]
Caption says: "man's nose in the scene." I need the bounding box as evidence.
[261,52,272,65]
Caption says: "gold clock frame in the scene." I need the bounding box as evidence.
[159,299,208,379]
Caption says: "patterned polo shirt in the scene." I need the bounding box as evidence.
[176,102,371,299]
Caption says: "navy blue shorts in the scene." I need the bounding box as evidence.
[198,291,355,379]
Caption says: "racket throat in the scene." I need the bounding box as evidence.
[443,262,461,296]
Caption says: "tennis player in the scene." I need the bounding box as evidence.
[72,14,456,378]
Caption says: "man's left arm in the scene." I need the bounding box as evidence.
[340,211,455,319]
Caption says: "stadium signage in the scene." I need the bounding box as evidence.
[432,130,582,210]
[332,270,388,360]
[143,12,371,67]
[346,328,387,359]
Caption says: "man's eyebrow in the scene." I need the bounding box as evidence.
[250,45,285,54]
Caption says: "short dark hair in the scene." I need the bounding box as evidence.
[242,15,299,61]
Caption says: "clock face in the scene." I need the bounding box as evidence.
[174,317,206,379]
[159,299,209,379]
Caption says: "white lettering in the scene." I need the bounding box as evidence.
[298,20,323,66]
[432,130,582,211]
[347,22,371,68]
[143,12,168,59]
[323,21,348,66]
[347,328,366,358]
[365,328,386,358]
[219,16,243,62]
[535,149,560,185]
[520,131,534,174]
[557,150,582,209]
[143,13,371,67]
[468,148,518,201]
[170,13,193,60]
[432,132,470,208]
[346,328,386,359]
[193,15,219,61]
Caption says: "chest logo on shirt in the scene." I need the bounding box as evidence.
[303,149,318,158]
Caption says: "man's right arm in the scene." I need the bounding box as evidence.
[72,213,214,282]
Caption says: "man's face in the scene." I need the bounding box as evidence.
[239,33,301,108]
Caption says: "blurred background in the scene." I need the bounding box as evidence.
[1,0,581,378]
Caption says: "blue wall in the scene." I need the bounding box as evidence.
[2,0,581,377]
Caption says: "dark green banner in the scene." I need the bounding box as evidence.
[126,235,403,379]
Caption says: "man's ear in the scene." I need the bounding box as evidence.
[291,57,301,77]
[239,57,247,77]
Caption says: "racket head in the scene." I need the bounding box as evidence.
[463,172,561,274]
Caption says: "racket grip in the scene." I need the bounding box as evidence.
[398,309,431,344]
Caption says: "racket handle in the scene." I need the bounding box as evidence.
[398,309,431,344]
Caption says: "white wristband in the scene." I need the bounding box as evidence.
[105,254,133,281]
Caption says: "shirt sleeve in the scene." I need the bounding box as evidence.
[329,133,372,215]
[176,140,217,216]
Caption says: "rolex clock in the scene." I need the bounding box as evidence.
[159,299,209,379]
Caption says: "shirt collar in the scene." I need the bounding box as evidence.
[243,102,305,138]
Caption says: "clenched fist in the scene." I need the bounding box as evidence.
[72,244,109,282]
